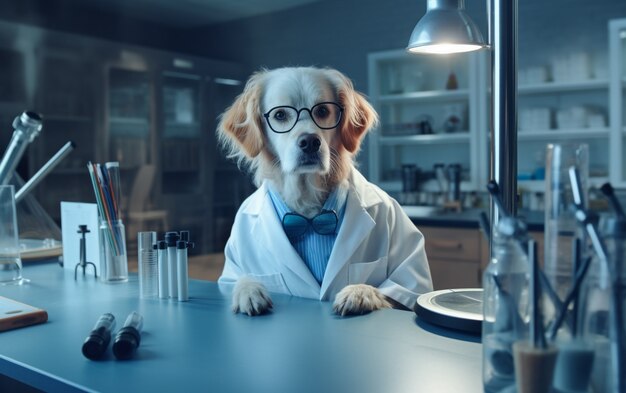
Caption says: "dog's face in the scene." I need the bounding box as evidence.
[218,67,378,184]
[262,68,339,175]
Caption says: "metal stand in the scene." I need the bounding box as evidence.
[75,225,97,280]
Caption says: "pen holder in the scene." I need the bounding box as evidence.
[99,219,128,283]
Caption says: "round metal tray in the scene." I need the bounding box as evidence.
[415,288,483,334]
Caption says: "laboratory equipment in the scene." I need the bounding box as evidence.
[570,170,625,393]
[82,313,116,360]
[482,181,530,393]
[138,231,158,298]
[15,141,75,203]
[74,225,97,280]
[176,234,194,302]
[156,240,168,299]
[165,231,179,299]
[99,219,128,283]
[112,311,143,360]
[0,111,42,186]
[0,185,23,285]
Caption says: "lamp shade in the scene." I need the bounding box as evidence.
[407,0,487,54]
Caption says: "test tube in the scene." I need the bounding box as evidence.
[177,240,189,302]
[82,313,116,360]
[157,240,168,299]
[165,232,179,299]
[112,311,143,360]
[138,231,158,298]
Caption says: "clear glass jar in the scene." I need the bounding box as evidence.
[99,219,128,283]
[577,216,626,393]
[483,232,530,393]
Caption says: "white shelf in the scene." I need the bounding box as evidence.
[518,79,609,94]
[379,133,470,145]
[378,89,469,103]
[518,127,610,140]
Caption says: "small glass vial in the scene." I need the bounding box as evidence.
[482,219,530,393]
[138,231,158,298]
[99,219,128,283]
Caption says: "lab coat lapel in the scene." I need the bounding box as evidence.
[319,174,378,299]
[248,187,321,297]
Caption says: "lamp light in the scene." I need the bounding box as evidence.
[406,0,488,54]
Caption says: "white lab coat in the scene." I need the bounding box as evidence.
[218,167,433,309]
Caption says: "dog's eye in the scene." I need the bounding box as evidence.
[313,105,330,119]
[273,109,289,122]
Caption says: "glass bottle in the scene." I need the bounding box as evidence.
[483,221,530,393]
[99,219,128,283]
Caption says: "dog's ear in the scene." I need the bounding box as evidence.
[218,71,266,158]
[327,69,379,153]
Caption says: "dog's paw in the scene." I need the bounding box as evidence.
[332,284,391,316]
[232,276,273,316]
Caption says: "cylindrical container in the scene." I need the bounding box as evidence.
[112,311,143,360]
[98,219,128,283]
[177,240,189,302]
[581,215,626,393]
[482,219,530,393]
[165,232,179,299]
[446,163,461,202]
[138,231,158,298]
[82,313,116,360]
[544,144,588,303]
[0,185,23,285]
[401,164,417,193]
[577,236,612,393]
[157,240,168,299]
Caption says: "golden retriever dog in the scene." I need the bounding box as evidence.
[217,66,432,316]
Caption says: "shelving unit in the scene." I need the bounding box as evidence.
[368,49,485,198]
[369,19,626,201]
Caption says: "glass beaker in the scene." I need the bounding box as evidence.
[99,219,128,283]
[0,185,23,285]
[544,143,589,303]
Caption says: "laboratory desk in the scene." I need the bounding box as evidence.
[0,262,482,393]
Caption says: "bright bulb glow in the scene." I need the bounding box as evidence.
[408,43,485,54]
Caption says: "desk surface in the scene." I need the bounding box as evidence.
[0,262,482,393]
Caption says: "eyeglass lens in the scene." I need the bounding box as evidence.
[267,103,341,132]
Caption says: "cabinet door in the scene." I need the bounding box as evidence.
[420,226,482,289]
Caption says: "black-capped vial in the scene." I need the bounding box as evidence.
[112,311,143,360]
[82,313,116,360]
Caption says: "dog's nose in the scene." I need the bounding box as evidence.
[297,134,321,154]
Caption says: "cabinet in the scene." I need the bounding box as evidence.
[367,49,487,199]
[368,18,626,200]
[420,226,484,290]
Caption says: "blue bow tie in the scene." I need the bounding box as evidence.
[282,210,338,239]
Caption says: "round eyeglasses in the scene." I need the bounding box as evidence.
[263,102,344,133]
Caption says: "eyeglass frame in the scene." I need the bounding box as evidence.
[262,102,344,134]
